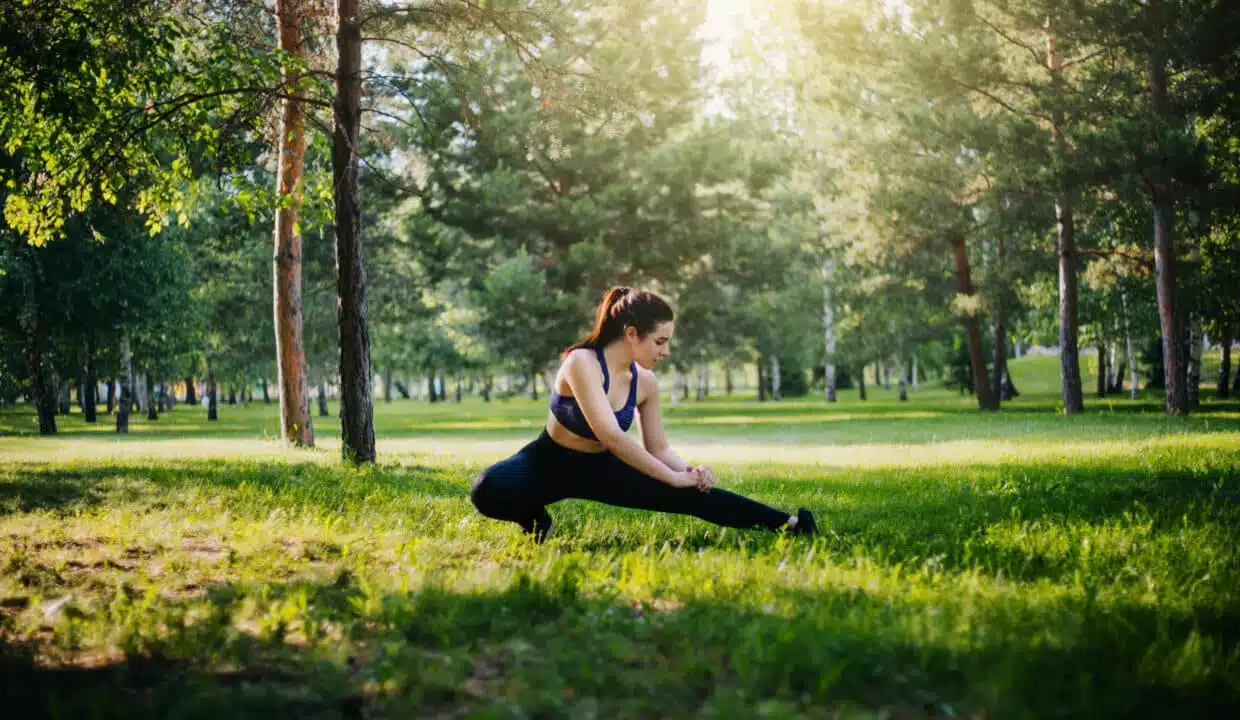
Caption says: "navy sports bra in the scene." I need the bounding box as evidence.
[549,346,638,440]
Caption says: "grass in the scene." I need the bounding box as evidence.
[1,358,1238,718]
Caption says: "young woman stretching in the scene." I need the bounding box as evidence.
[470,287,818,542]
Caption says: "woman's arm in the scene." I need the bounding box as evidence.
[564,352,698,489]
[635,371,689,472]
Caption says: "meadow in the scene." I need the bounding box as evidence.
[1,357,1238,718]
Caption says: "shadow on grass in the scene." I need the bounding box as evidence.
[0,459,469,517]
[2,574,1236,718]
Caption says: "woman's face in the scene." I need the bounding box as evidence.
[627,320,674,369]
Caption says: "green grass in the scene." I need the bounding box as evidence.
[1,359,1239,718]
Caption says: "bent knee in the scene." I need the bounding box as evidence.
[469,464,524,518]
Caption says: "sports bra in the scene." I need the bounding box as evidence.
[549,346,638,440]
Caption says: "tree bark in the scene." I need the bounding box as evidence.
[83,339,97,423]
[823,259,837,402]
[482,375,492,402]
[770,356,782,401]
[990,235,1007,406]
[106,379,115,414]
[144,372,157,420]
[912,354,919,392]
[1145,0,1187,415]
[383,366,393,403]
[695,360,708,401]
[272,0,315,448]
[332,0,375,463]
[1187,310,1202,410]
[857,364,867,401]
[1120,287,1139,400]
[757,359,766,402]
[897,357,908,402]
[185,376,197,405]
[455,376,462,403]
[950,232,998,410]
[56,378,70,415]
[1219,328,1232,400]
[116,335,132,434]
[318,381,329,417]
[206,355,218,421]
[157,382,167,413]
[1047,33,1085,415]
[724,366,733,396]
[1095,341,1107,398]
[25,320,57,435]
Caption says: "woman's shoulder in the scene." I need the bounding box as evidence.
[636,366,659,389]
[561,348,603,378]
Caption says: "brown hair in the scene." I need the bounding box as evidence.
[564,287,674,356]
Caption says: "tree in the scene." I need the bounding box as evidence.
[273,0,317,447]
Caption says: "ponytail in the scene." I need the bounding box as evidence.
[564,286,674,356]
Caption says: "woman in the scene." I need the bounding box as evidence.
[470,287,818,542]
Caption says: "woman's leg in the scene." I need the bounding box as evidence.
[568,454,791,531]
[469,439,555,537]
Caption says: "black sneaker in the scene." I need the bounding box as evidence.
[792,508,817,537]
[521,508,554,543]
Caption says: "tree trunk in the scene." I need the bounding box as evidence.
[271,0,315,448]
[185,376,197,405]
[106,379,115,414]
[1047,33,1085,415]
[912,354,919,392]
[770,356,781,401]
[25,320,57,435]
[680,370,689,401]
[332,0,375,464]
[455,376,462,403]
[1145,1,1187,415]
[318,381,329,417]
[83,339,98,423]
[757,359,766,402]
[1000,357,1018,401]
[482,375,492,402]
[950,232,998,410]
[1120,287,1139,400]
[157,381,167,413]
[897,357,908,402]
[383,366,393,403]
[116,335,132,434]
[1218,329,1232,400]
[1187,311,1203,410]
[1095,341,1107,398]
[881,361,890,391]
[990,236,1007,406]
[724,366,733,396]
[823,259,837,402]
[858,364,867,401]
[56,378,71,415]
[695,360,707,401]
[206,355,218,421]
[145,373,158,420]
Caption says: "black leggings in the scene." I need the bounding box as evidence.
[470,431,791,533]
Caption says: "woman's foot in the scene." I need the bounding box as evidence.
[520,508,554,543]
[788,508,817,537]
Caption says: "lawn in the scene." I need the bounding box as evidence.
[1,359,1238,718]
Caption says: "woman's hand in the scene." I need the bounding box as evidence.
[671,468,704,490]
[691,464,716,493]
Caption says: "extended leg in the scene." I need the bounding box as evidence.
[569,454,791,531]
